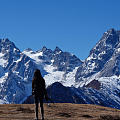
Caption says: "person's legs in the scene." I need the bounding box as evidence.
[35,96,39,120]
[40,98,44,120]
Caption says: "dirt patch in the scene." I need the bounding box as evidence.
[16,106,34,113]
[56,112,71,117]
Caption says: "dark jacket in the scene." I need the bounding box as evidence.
[32,76,47,99]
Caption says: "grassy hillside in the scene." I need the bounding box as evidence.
[0,103,120,120]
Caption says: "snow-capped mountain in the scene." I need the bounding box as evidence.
[75,28,120,81]
[0,39,37,103]
[0,28,120,109]
[23,46,82,87]
[0,38,82,104]
[75,29,120,84]
[74,28,120,108]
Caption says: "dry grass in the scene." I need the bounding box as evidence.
[99,115,120,120]
[0,103,120,120]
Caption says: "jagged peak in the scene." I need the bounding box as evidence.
[0,38,17,47]
[0,38,21,53]
[94,28,119,48]
[0,38,12,43]
[105,28,116,35]
[54,46,62,54]
[42,46,47,52]
[24,48,33,52]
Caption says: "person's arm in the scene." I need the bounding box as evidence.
[32,80,35,95]
[43,78,48,101]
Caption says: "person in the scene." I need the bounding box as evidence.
[32,69,48,120]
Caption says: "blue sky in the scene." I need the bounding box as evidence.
[0,0,120,60]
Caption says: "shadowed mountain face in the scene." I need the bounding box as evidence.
[0,29,120,110]
[24,82,120,109]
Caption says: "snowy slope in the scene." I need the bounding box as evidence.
[23,48,80,87]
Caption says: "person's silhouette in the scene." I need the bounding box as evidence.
[32,69,48,120]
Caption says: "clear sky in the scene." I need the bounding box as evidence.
[0,0,120,60]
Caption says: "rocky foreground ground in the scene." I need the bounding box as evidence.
[0,103,120,120]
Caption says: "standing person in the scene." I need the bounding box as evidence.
[32,69,48,120]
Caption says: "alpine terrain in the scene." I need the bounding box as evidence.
[0,28,120,110]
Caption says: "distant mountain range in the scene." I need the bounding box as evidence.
[0,29,120,109]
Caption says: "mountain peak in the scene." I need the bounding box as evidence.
[24,48,33,52]
[54,46,62,54]
[76,28,120,80]
[0,38,20,53]
[42,46,47,52]
[106,28,116,34]
[0,38,12,44]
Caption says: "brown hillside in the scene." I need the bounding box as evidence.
[0,103,120,120]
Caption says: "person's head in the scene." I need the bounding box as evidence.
[33,69,42,80]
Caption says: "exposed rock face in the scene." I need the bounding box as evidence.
[85,80,101,90]
[75,28,120,81]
